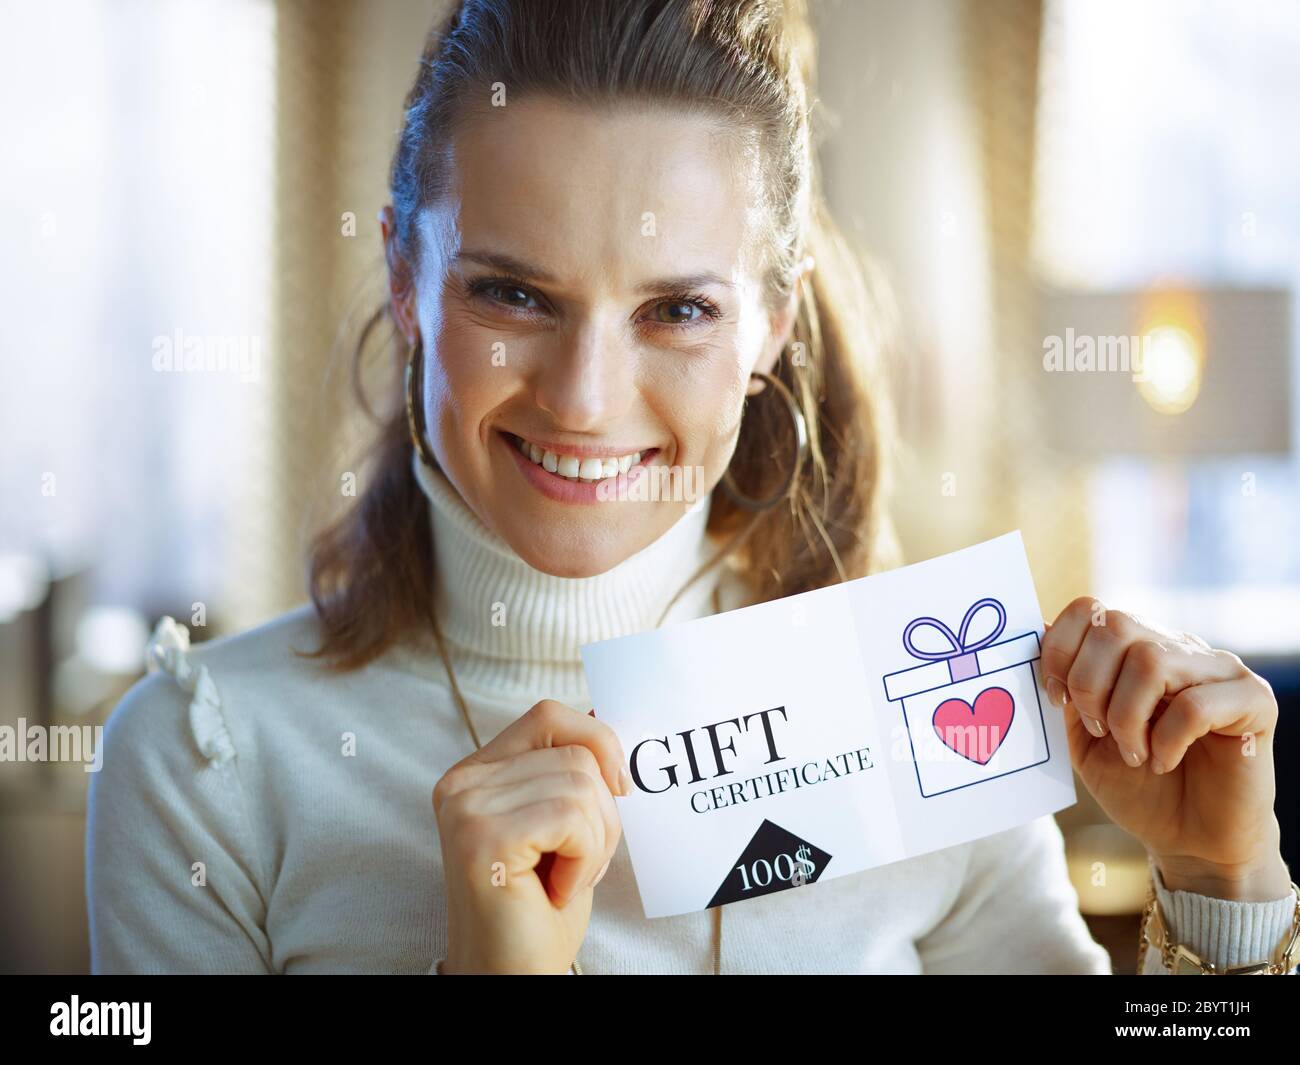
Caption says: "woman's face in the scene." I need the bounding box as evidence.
[385,96,798,577]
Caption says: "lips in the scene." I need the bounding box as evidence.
[498,429,666,507]
[505,431,658,483]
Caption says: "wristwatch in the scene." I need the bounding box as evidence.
[1138,877,1300,975]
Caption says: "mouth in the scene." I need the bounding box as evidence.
[497,429,662,506]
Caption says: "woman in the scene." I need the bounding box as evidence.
[86,0,1296,975]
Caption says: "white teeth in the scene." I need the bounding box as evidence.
[512,434,647,482]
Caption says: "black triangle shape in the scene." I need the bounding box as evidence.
[706,818,832,908]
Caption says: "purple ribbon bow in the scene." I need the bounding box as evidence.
[902,597,1007,684]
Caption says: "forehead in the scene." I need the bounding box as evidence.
[432,95,766,289]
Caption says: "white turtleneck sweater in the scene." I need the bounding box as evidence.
[85,453,1298,974]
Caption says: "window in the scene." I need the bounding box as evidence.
[1034,0,1300,652]
[0,0,275,636]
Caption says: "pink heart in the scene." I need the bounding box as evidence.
[932,686,1015,765]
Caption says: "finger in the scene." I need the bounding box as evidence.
[1149,674,1276,775]
[1103,640,1172,765]
[472,746,620,862]
[471,699,629,798]
[1058,690,1099,770]
[488,795,605,907]
[1065,610,1137,727]
[434,739,623,847]
[1104,639,1245,767]
[479,742,602,789]
[470,772,610,893]
[1040,597,1097,705]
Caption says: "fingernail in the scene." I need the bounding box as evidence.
[1121,747,1143,767]
[1081,714,1107,738]
[591,858,611,888]
[1046,678,1067,708]
[1151,758,1166,775]
[617,766,631,796]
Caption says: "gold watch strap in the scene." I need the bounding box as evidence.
[1138,877,1300,975]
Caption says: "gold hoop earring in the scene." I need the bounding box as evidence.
[719,367,809,511]
[405,336,441,470]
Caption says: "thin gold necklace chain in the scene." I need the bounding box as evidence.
[427,585,725,976]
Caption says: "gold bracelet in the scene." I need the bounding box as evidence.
[1137,877,1300,975]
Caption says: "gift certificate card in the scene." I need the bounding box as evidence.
[579,530,1077,919]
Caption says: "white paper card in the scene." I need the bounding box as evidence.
[579,530,1076,919]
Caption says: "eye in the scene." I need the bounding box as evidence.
[467,275,542,313]
[646,293,723,327]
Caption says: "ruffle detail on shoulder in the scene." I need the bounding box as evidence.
[145,616,237,767]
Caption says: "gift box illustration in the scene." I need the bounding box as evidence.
[882,597,1050,798]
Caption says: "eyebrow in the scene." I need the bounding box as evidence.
[453,248,734,294]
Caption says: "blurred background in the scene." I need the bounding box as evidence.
[1,0,1296,974]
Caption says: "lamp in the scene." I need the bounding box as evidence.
[1036,286,1292,455]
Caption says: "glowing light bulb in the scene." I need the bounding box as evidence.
[1136,325,1201,414]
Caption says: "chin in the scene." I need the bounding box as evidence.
[501,512,665,578]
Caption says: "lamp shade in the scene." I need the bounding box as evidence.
[1036,286,1292,456]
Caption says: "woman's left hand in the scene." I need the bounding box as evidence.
[1040,596,1291,901]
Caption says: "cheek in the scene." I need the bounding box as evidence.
[421,316,512,450]
[650,357,749,473]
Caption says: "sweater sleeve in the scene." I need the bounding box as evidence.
[1140,859,1297,975]
[916,814,1113,974]
[86,627,273,974]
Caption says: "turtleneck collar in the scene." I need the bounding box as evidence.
[410,450,725,706]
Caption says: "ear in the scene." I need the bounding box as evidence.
[747,275,804,397]
[379,205,419,345]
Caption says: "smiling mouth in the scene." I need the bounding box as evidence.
[503,431,659,483]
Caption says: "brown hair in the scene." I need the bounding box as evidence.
[306,0,897,670]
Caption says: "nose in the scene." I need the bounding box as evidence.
[532,321,634,432]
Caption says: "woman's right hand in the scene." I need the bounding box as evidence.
[433,699,629,974]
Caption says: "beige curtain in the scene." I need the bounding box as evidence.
[965,0,1092,617]
[966,0,1127,878]
[238,0,440,628]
